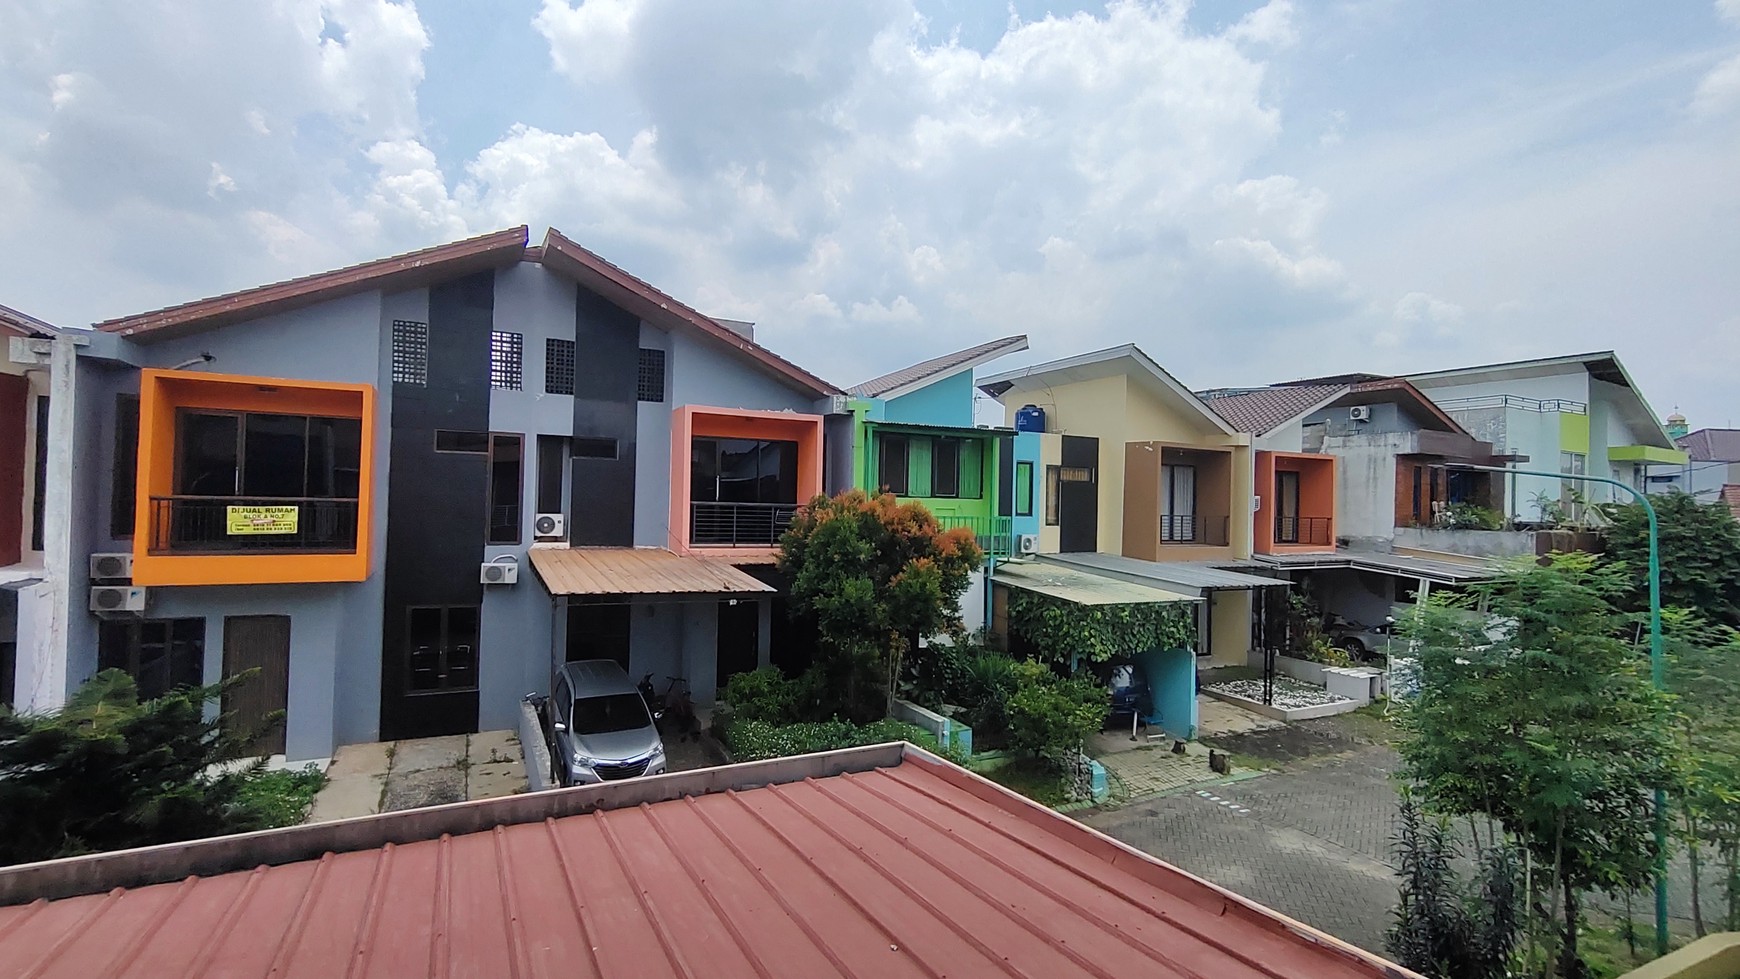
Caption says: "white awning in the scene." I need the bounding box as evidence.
[995,562,1200,607]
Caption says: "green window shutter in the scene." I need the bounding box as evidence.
[1015,461,1033,516]
[909,436,934,497]
[960,439,984,499]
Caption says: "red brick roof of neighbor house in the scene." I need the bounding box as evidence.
[1721,485,1740,522]
[1678,429,1740,462]
[0,746,1419,979]
[1200,384,1349,435]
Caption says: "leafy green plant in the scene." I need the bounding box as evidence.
[1440,502,1505,531]
[1006,591,1195,664]
[720,716,950,762]
[1604,491,1740,629]
[1004,660,1108,767]
[233,767,327,828]
[720,666,802,726]
[1395,554,1675,976]
[779,490,983,721]
[904,636,978,710]
[1387,794,1522,979]
[0,669,291,865]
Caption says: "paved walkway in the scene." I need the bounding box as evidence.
[308,730,526,822]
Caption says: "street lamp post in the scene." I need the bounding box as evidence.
[1444,463,1669,956]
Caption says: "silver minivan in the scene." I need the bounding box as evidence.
[548,660,667,786]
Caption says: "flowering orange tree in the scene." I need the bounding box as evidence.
[778,490,983,721]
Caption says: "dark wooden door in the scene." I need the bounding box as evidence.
[716,600,760,687]
[1058,435,1099,553]
[222,615,291,756]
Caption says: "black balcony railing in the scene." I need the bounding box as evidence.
[690,501,798,547]
[1159,514,1229,546]
[1275,515,1332,546]
[149,496,360,554]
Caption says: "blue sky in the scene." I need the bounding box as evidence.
[3,0,1737,425]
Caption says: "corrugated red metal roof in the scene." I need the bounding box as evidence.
[0,747,1416,979]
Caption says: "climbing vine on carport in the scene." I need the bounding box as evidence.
[1006,591,1196,665]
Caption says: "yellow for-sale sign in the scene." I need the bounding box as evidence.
[226,505,299,535]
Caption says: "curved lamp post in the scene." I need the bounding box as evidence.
[1442,463,1668,956]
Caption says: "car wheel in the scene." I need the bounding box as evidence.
[1338,638,1366,659]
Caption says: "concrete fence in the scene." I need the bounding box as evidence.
[890,697,974,756]
[518,699,554,793]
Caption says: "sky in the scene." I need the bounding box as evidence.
[2,0,1737,426]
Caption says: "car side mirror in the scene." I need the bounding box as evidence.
[1384,616,1396,624]
[551,722,567,734]
[653,710,665,721]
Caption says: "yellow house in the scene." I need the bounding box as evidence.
[979,345,1280,667]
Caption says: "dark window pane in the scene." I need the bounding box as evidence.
[406,607,444,692]
[176,412,239,496]
[241,414,309,497]
[691,439,719,504]
[445,606,479,690]
[537,435,566,515]
[878,435,909,496]
[111,395,140,538]
[434,430,489,454]
[32,396,48,550]
[306,417,362,498]
[1015,461,1033,517]
[933,438,960,498]
[487,434,522,545]
[769,439,798,503]
[572,437,618,459]
[570,693,651,735]
[716,439,761,503]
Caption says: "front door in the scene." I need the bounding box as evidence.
[386,604,480,740]
[1276,470,1301,543]
[717,599,760,687]
[222,615,291,756]
[1058,435,1099,553]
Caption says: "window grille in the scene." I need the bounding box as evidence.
[490,331,523,390]
[637,348,666,402]
[545,338,576,395]
[391,320,428,386]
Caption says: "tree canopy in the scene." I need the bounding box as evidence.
[1603,491,1740,628]
[778,490,982,721]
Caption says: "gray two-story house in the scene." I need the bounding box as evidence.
[25,226,844,761]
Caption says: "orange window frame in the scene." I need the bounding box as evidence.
[131,369,377,586]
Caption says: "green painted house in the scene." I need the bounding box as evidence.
[846,336,1029,561]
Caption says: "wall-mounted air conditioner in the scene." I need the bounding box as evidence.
[480,557,519,585]
[90,586,147,615]
[1018,533,1040,555]
[1349,405,1372,422]
[532,513,566,540]
[89,552,134,581]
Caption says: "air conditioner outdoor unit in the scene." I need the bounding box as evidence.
[480,558,519,586]
[90,552,134,580]
[532,513,566,539]
[90,585,147,614]
[1017,533,1040,555]
[1349,405,1372,422]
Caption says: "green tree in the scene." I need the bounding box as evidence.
[1003,660,1108,766]
[1005,591,1195,665]
[0,670,283,865]
[1603,491,1740,628]
[1387,793,1523,979]
[1397,554,1675,977]
[1661,608,1740,935]
[779,490,982,722]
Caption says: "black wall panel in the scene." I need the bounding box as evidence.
[569,288,639,546]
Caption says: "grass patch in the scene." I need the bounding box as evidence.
[1337,701,1402,745]
[976,758,1069,808]
[234,767,327,829]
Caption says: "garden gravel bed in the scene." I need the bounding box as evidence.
[1203,676,1363,722]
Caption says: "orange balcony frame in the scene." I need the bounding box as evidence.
[131,369,377,586]
[669,405,825,562]
[1254,450,1336,555]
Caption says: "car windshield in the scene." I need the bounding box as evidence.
[569,693,651,736]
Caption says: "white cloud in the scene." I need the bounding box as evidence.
[1691,53,1740,117]
[849,295,921,323]
[534,0,643,82]
[1227,0,1298,48]
[1719,0,1740,27]
[206,163,236,196]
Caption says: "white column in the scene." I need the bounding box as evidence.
[21,334,76,712]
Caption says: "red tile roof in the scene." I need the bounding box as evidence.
[0,746,1414,979]
[1722,485,1740,523]
[1200,384,1349,435]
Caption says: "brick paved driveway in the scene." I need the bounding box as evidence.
[1083,745,1402,953]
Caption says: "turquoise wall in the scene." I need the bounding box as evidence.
[1011,431,1042,539]
[883,370,978,428]
[1134,646,1198,740]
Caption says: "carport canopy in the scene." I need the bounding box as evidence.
[1038,551,1289,597]
[996,561,1201,606]
[528,546,775,597]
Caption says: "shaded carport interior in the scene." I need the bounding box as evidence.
[528,546,776,706]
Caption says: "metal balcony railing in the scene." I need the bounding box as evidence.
[690,501,798,547]
[149,496,359,554]
[1275,515,1333,546]
[935,515,1014,558]
[1159,514,1229,546]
